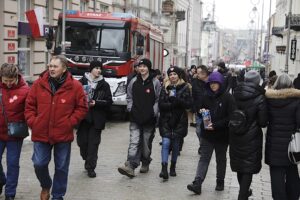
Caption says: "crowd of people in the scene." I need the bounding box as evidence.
[0,56,299,200]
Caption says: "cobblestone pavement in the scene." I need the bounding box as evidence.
[2,122,275,200]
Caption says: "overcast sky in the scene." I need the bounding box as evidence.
[201,0,276,30]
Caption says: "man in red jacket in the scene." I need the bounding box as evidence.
[25,55,88,200]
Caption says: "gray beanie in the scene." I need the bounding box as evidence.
[244,70,261,85]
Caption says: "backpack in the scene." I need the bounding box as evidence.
[229,109,248,135]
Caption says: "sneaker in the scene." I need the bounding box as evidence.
[140,164,149,173]
[118,165,135,178]
[87,170,96,178]
[40,188,50,200]
[215,179,224,191]
[187,181,202,195]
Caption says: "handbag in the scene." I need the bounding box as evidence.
[0,89,29,138]
[288,130,300,164]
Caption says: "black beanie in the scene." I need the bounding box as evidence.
[89,61,103,72]
[138,58,152,70]
[217,61,226,69]
[167,66,181,77]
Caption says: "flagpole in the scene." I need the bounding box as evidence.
[61,0,66,55]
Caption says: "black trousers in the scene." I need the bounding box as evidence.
[269,165,300,200]
[237,172,252,200]
[77,120,102,170]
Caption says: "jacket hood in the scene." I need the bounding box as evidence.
[208,71,224,84]
[84,72,103,83]
[265,88,300,99]
[234,82,265,101]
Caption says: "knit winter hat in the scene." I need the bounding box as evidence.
[167,66,181,77]
[89,61,103,72]
[244,70,261,85]
[138,58,152,70]
[208,71,224,85]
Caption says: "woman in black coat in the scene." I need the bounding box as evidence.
[230,70,268,200]
[76,61,112,178]
[158,66,192,180]
[265,73,300,200]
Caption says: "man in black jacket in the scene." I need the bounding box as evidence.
[118,58,161,178]
[76,61,112,178]
[192,65,209,154]
[217,61,233,93]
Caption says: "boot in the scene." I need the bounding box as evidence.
[159,163,168,180]
[215,179,224,191]
[238,188,252,200]
[140,163,149,173]
[169,161,177,177]
[87,169,97,178]
[40,188,50,200]
[187,180,202,195]
[5,196,14,200]
[0,182,4,195]
[118,164,135,178]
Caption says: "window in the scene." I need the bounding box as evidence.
[80,0,87,11]
[100,4,109,12]
[150,39,154,64]
[18,0,31,22]
[18,36,31,76]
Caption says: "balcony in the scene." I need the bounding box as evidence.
[272,27,284,38]
[286,14,300,31]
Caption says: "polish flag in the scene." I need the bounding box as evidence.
[25,7,44,38]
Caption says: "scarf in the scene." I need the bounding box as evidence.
[48,72,67,94]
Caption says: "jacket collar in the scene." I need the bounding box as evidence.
[39,71,73,93]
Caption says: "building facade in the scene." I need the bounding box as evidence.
[268,0,300,78]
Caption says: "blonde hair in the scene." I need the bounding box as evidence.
[0,63,19,78]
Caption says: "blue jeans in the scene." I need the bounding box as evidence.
[161,137,180,163]
[32,142,71,200]
[127,122,155,169]
[195,138,228,183]
[0,140,23,197]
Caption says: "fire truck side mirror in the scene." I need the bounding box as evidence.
[45,27,54,50]
[137,35,144,47]
[164,49,169,57]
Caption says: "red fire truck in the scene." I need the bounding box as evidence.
[47,11,164,111]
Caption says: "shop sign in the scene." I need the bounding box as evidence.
[290,38,297,61]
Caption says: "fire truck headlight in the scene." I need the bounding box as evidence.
[74,56,80,62]
[82,56,87,62]
[88,57,94,62]
[114,81,126,97]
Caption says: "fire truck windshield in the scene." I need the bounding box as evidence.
[57,22,129,56]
